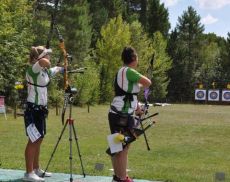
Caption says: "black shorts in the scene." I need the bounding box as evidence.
[24,109,47,138]
[108,112,135,136]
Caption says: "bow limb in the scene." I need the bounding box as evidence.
[59,41,68,90]
[144,53,154,105]
[146,53,154,81]
[46,0,60,49]
[46,0,68,90]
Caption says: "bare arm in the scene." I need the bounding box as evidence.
[38,58,51,68]
[139,75,152,88]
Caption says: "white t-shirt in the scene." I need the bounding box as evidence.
[26,62,61,106]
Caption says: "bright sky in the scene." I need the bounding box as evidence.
[160,0,230,38]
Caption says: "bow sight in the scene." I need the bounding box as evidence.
[35,0,62,11]
[65,85,77,95]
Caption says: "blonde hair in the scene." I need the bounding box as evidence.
[29,46,45,64]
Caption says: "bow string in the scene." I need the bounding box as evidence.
[139,53,155,151]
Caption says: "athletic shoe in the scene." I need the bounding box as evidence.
[125,176,134,182]
[23,172,45,182]
[112,175,121,182]
[112,175,134,182]
[34,168,52,177]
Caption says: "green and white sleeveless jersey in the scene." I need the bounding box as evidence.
[26,62,61,106]
[110,66,142,114]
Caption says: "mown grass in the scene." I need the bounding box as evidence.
[0,104,230,182]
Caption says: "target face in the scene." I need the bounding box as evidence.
[208,90,219,101]
[195,89,206,100]
[210,92,218,99]
[222,90,230,101]
[197,91,204,98]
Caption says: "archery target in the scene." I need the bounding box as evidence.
[208,90,219,101]
[222,90,230,101]
[195,89,206,100]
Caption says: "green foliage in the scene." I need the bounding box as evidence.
[167,6,204,101]
[30,0,51,46]
[1,1,230,105]
[221,33,230,81]
[96,16,172,103]
[197,36,222,85]
[139,0,147,28]
[102,0,125,18]
[96,15,130,103]
[177,6,204,40]
[147,0,170,38]
[73,59,100,105]
[48,78,63,108]
[151,32,172,100]
[88,0,109,47]
[129,20,153,73]
[60,0,92,65]
[128,21,155,102]
[32,0,93,107]
[0,0,34,104]
[89,0,126,47]
[129,21,172,101]
[122,0,140,24]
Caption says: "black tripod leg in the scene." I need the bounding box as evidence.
[69,121,73,182]
[42,120,68,177]
[72,124,86,177]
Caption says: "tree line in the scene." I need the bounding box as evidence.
[0,0,230,106]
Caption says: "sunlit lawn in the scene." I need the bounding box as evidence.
[0,104,230,182]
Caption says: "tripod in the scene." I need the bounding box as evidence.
[43,89,86,181]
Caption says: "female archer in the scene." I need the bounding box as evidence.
[108,46,152,182]
[23,46,63,182]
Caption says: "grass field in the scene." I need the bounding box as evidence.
[0,104,230,182]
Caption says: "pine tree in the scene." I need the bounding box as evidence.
[122,0,141,24]
[167,6,204,101]
[218,33,230,83]
[139,0,147,28]
[88,0,109,47]
[102,0,124,18]
[147,0,170,38]
[31,0,53,45]
[60,0,92,65]
[89,0,127,47]
[167,29,185,101]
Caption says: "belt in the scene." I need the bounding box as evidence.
[26,102,47,111]
[110,105,133,117]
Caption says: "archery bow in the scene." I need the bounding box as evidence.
[46,0,68,91]
[139,53,157,150]
[45,0,70,125]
